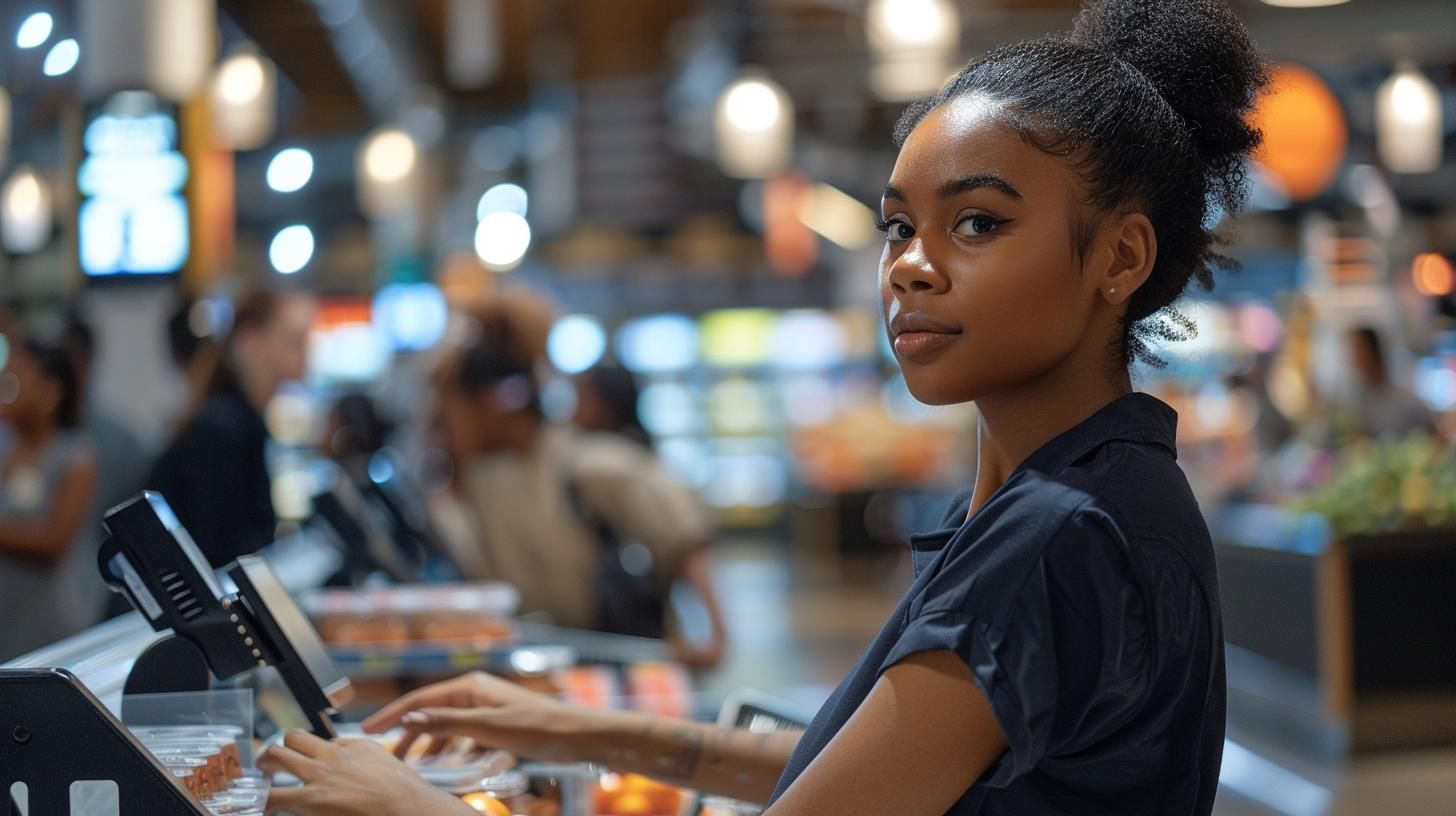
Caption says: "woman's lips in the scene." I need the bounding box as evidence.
[893,330,960,360]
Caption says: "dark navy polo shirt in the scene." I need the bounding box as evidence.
[770,393,1225,815]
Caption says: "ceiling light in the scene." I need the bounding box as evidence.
[43,38,80,77]
[16,12,54,49]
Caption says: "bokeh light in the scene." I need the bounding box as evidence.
[267,148,315,193]
[1250,64,1347,202]
[269,225,315,274]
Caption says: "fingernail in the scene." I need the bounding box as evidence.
[401,712,428,726]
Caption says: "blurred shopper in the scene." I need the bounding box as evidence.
[1347,326,1438,441]
[322,393,393,481]
[316,393,454,582]
[272,1,1262,812]
[575,363,729,667]
[148,292,314,567]
[165,296,223,432]
[436,307,727,667]
[0,338,100,661]
[574,364,652,447]
[60,312,150,518]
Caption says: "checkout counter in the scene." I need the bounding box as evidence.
[1,492,787,816]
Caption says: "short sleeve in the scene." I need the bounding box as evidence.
[879,502,1151,788]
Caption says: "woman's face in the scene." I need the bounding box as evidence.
[0,349,56,426]
[238,297,315,391]
[879,95,1103,406]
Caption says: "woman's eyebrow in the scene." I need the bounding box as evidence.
[938,173,1023,201]
[881,173,1024,205]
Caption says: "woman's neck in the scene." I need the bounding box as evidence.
[237,370,279,415]
[966,351,1133,518]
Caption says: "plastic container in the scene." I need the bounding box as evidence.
[701,796,762,816]
[137,726,245,780]
[157,756,209,799]
[476,769,530,811]
[149,744,228,794]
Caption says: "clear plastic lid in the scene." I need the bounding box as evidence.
[478,770,529,798]
[134,724,245,738]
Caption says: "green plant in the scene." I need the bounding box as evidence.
[1290,433,1456,538]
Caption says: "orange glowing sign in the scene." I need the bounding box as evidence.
[1412,253,1455,298]
[1251,65,1348,202]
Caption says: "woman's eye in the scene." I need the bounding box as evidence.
[877,219,913,242]
[954,215,1003,237]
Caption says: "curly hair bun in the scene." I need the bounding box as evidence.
[1071,0,1267,209]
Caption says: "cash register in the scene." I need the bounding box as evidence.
[1,492,352,816]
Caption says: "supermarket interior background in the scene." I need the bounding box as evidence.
[2,0,1456,814]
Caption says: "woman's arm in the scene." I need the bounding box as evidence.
[670,548,731,669]
[363,672,800,804]
[552,707,798,804]
[0,452,96,563]
[764,650,1006,815]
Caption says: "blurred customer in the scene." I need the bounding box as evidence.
[574,364,651,447]
[1231,352,1293,456]
[1347,326,1438,441]
[436,307,728,668]
[317,393,452,582]
[0,338,100,660]
[60,312,150,517]
[323,393,394,481]
[148,292,314,567]
[575,363,729,666]
[165,296,222,431]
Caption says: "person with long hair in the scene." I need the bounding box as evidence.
[0,338,100,660]
[148,291,315,567]
[263,1,1267,812]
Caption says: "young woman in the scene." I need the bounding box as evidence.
[262,1,1267,813]
[149,291,315,567]
[0,338,100,661]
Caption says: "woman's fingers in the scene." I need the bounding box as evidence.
[363,690,430,733]
[258,744,327,785]
[401,708,496,741]
[418,734,457,761]
[364,677,476,733]
[391,728,424,760]
[262,784,307,814]
[283,729,335,760]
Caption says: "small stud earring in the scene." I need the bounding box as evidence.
[1109,287,1118,296]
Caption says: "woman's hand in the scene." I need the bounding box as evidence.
[668,636,726,671]
[259,731,474,816]
[362,671,583,762]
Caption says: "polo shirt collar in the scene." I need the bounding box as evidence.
[1016,392,1178,477]
[908,392,1178,550]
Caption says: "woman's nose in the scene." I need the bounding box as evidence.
[888,240,949,295]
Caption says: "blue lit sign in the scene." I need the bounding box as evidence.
[78,108,189,277]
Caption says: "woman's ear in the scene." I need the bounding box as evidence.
[1093,212,1156,307]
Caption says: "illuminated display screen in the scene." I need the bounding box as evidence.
[617,314,700,374]
[373,282,448,351]
[78,97,189,277]
[700,309,776,368]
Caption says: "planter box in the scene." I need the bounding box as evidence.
[1215,505,1456,752]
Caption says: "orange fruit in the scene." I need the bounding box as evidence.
[460,792,513,816]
